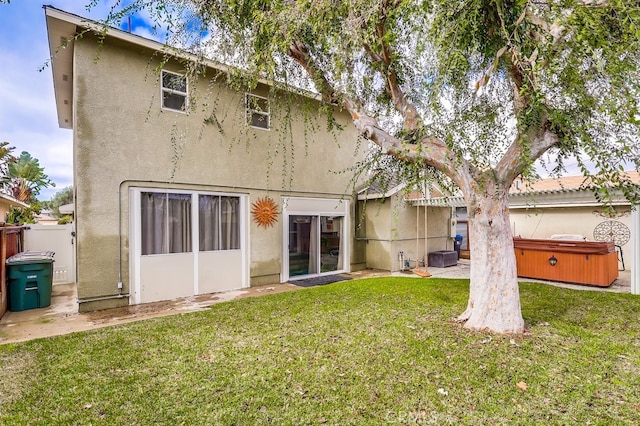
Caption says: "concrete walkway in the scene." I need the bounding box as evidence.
[394,259,632,293]
[0,260,631,344]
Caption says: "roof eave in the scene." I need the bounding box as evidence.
[0,193,30,209]
[44,5,326,131]
[45,6,77,129]
[357,183,406,201]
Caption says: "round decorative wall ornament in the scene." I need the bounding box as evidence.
[251,197,279,228]
[593,220,630,246]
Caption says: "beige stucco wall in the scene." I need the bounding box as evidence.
[360,195,452,272]
[510,206,633,272]
[0,198,29,224]
[0,202,12,224]
[72,35,365,310]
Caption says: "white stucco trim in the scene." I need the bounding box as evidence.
[130,188,142,304]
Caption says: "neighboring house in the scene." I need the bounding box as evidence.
[507,172,639,274]
[422,172,639,288]
[58,203,74,218]
[34,211,59,225]
[357,182,454,272]
[45,7,366,311]
[0,193,29,224]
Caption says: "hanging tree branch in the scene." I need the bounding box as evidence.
[288,35,466,187]
[356,0,474,186]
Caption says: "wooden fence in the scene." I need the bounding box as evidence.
[0,226,25,319]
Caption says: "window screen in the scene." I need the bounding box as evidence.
[199,195,240,251]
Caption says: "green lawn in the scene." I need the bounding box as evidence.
[1,277,639,424]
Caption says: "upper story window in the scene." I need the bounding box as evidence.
[246,94,270,130]
[161,70,188,112]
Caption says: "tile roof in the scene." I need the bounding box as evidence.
[511,171,640,194]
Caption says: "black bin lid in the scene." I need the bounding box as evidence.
[6,251,55,265]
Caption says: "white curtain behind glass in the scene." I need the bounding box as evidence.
[199,195,240,251]
[168,193,192,253]
[221,197,240,250]
[141,192,191,255]
[141,192,167,255]
[199,195,220,251]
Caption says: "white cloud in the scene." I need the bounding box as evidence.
[0,1,161,201]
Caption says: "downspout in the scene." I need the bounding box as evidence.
[78,182,131,305]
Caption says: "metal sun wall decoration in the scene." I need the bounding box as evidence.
[251,197,279,228]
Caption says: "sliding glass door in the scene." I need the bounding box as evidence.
[288,215,344,278]
[282,197,350,282]
[320,216,343,273]
[289,215,315,277]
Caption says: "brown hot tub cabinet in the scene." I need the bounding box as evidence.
[513,238,618,287]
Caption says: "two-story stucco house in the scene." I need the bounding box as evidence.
[45,6,367,311]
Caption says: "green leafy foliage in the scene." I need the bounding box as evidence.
[97,0,639,203]
[57,215,73,225]
[5,204,41,225]
[48,186,73,218]
[2,151,54,203]
[0,141,15,179]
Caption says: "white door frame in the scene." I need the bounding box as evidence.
[130,187,249,305]
[281,197,350,282]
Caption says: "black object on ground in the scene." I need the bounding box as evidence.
[291,274,352,288]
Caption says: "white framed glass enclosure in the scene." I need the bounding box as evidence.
[282,197,349,281]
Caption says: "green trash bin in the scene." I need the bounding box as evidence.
[6,251,55,312]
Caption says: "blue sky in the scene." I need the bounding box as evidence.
[0,1,160,201]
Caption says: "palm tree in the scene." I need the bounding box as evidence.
[3,151,54,202]
[0,141,15,180]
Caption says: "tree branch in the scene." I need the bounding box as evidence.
[495,2,579,183]
[288,38,467,186]
[496,128,559,183]
[288,40,339,105]
[362,0,423,132]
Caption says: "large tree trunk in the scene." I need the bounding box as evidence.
[457,190,525,334]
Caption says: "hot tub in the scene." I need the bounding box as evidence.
[513,238,618,287]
